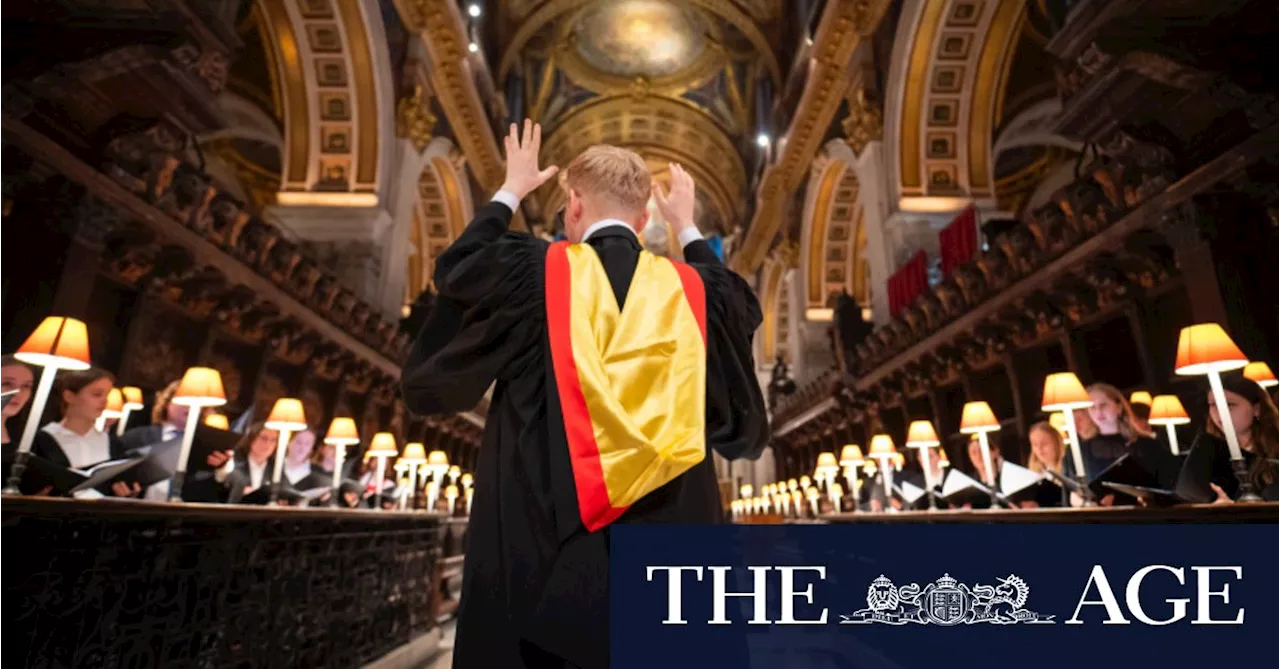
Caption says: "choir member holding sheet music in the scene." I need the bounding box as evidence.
[120,379,234,502]
[1175,374,1278,503]
[1069,383,1177,505]
[1025,422,1068,507]
[30,368,140,498]
[222,422,297,505]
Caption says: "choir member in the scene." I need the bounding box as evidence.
[31,367,139,498]
[1175,374,1278,502]
[1026,421,1068,507]
[1066,383,1177,504]
[1,355,35,449]
[401,122,767,668]
[121,380,232,502]
[283,427,329,491]
[963,435,1003,509]
[222,422,282,504]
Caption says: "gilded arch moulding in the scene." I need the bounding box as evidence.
[730,0,892,275]
[886,0,1025,206]
[395,0,506,191]
[258,0,388,204]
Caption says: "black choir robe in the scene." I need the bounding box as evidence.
[401,201,769,669]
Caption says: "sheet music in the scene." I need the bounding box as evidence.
[999,462,1046,496]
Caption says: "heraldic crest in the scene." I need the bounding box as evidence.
[840,573,1055,626]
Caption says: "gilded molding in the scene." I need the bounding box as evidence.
[731,0,892,274]
[396,0,506,190]
[396,85,437,152]
[842,89,883,156]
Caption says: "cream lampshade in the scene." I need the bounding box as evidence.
[204,413,230,430]
[14,317,92,370]
[325,417,361,446]
[367,432,399,457]
[164,367,229,502]
[787,478,798,491]
[1243,361,1278,389]
[799,475,811,490]
[402,443,428,464]
[1175,323,1247,376]
[868,434,895,457]
[805,486,820,516]
[1128,390,1153,406]
[122,386,145,411]
[461,472,474,489]
[815,452,839,487]
[905,420,940,448]
[739,483,753,499]
[448,465,461,483]
[839,444,864,467]
[1148,394,1191,455]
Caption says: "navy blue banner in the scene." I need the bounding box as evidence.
[611,524,1277,669]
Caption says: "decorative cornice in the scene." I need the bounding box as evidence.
[731,0,892,275]
[395,0,505,190]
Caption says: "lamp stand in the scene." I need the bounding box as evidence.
[1062,408,1094,507]
[877,456,896,513]
[330,445,346,507]
[167,404,206,502]
[407,466,419,510]
[975,431,1000,509]
[921,448,938,511]
[1163,423,1180,456]
[843,468,859,513]
[116,408,133,437]
[269,428,295,504]
[1207,370,1261,502]
[4,364,59,495]
[373,455,388,509]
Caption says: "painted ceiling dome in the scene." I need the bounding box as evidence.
[572,0,707,78]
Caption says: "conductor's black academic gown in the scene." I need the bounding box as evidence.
[401,201,769,669]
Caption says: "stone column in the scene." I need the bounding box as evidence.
[264,204,397,315]
[850,141,894,325]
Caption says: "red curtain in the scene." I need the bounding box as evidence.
[887,250,928,317]
[939,205,979,277]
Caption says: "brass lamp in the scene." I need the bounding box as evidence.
[5,317,92,494]
[1175,324,1257,500]
[167,367,228,501]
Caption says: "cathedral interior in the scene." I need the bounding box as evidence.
[1,1,1276,667]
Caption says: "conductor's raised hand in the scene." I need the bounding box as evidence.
[500,119,558,200]
[652,162,696,234]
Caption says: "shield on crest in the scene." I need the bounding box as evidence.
[926,588,967,625]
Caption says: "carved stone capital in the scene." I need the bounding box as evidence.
[842,88,882,156]
[396,85,437,153]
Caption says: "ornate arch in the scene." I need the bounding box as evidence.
[758,256,786,365]
[257,0,391,205]
[406,138,473,301]
[800,141,869,322]
[885,0,1025,207]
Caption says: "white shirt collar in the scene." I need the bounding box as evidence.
[581,219,635,243]
[285,461,311,484]
[247,458,268,489]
